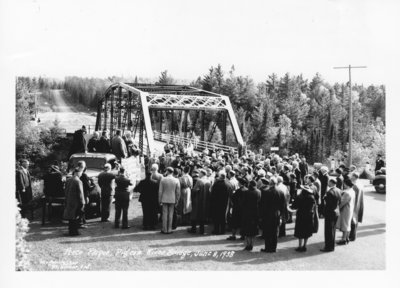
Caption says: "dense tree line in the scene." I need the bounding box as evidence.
[190,65,385,167]
[17,67,385,167]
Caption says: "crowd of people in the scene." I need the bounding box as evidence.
[16,126,386,254]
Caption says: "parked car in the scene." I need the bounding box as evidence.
[372,173,386,194]
[68,153,117,218]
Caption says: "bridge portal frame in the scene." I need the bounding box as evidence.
[95,83,244,156]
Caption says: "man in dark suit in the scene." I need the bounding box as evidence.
[259,177,285,253]
[87,131,100,152]
[97,130,111,153]
[210,171,233,235]
[63,168,85,236]
[299,157,309,184]
[43,164,64,198]
[320,178,341,252]
[16,159,33,219]
[97,163,115,222]
[188,169,210,235]
[68,126,87,158]
[114,167,133,229]
[318,166,329,217]
[111,129,128,161]
[375,154,385,173]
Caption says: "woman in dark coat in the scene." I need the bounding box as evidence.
[241,180,261,251]
[134,172,159,230]
[290,184,316,252]
[210,172,232,235]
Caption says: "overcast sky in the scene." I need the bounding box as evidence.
[1,0,398,85]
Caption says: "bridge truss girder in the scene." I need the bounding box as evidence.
[95,82,244,156]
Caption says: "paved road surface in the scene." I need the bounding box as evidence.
[26,180,385,270]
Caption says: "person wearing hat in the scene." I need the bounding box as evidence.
[306,175,320,234]
[375,154,385,173]
[318,166,330,218]
[114,167,133,229]
[290,184,317,252]
[241,180,261,250]
[280,165,291,187]
[68,125,87,158]
[210,171,233,235]
[111,129,128,162]
[63,167,85,236]
[177,166,193,226]
[16,159,34,219]
[276,176,290,237]
[336,178,356,245]
[158,167,181,234]
[299,157,309,184]
[227,177,247,241]
[87,131,100,153]
[256,169,267,189]
[97,130,111,153]
[134,171,159,230]
[97,163,116,222]
[188,169,210,234]
[349,172,364,242]
[259,177,285,253]
[43,164,64,199]
[335,168,344,190]
[320,178,341,252]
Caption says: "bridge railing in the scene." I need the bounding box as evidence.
[152,131,238,156]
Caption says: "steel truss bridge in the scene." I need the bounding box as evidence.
[95,83,244,157]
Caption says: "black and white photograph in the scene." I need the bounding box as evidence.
[1,0,399,286]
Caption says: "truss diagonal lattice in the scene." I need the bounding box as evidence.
[146,94,227,110]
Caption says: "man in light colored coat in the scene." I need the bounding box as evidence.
[349,172,364,241]
[277,176,290,237]
[158,167,180,234]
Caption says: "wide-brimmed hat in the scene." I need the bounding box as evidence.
[49,165,60,172]
[300,185,314,194]
[261,177,270,185]
[237,177,248,186]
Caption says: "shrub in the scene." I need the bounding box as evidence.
[16,201,30,271]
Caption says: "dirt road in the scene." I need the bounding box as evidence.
[37,89,96,133]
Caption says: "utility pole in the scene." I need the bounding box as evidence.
[333,65,367,167]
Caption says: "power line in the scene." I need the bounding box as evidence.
[333,65,367,167]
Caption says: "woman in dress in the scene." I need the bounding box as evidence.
[178,166,193,225]
[123,131,134,157]
[336,178,355,245]
[290,184,316,252]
